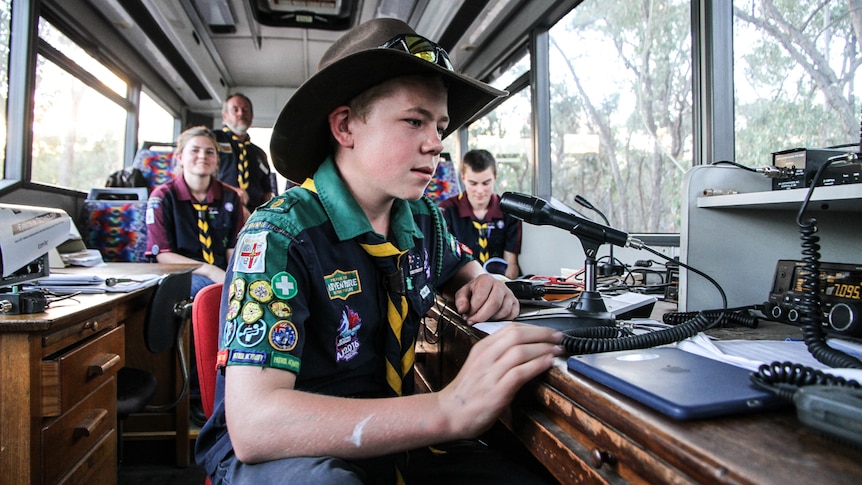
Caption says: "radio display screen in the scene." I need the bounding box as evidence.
[793,266,862,301]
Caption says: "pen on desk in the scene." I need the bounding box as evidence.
[702,188,738,196]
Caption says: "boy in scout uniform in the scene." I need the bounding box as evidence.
[195,18,563,484]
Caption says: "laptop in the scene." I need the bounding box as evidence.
[566,347,785,420]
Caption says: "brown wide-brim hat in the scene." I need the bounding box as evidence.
[271,17,507,182]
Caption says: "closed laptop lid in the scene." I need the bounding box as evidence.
[567,347,785,420]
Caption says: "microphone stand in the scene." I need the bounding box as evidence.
[575,195,624,277]
[516,235,616,330]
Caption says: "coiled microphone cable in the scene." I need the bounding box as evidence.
[561,243,727,355]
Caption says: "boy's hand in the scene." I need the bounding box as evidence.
[437,322,565,438]
[454,273,519,324]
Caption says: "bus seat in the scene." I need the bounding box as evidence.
[79,188,150,262]
[424,153,461,204]
[132,141,177,193]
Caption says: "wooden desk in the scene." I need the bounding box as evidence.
[0,263,196,485]
[420,301,862,484]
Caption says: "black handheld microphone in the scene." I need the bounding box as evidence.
[500,192,629,247]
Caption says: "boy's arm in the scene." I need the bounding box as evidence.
[225,322,563,464]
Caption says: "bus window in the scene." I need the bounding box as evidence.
[467,54,532,196]
[0,0,10,179]
[732,1,861,165]
[32,17,130,192]
[138,91,176,146]
[549,0,693,234]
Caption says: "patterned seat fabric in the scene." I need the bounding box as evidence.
[132,142,177,193]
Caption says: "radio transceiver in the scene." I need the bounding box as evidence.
[771,148,862,190]
[764,260,862,337]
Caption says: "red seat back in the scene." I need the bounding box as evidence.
[192,283,223,419]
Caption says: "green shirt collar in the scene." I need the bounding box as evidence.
[313,157,422,249]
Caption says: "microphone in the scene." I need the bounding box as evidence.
[574,194,625,277]
[500,192,629,247]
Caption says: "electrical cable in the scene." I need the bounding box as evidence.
[751,152,862,395]
[561,243,728,355]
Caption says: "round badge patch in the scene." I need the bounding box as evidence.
[271,272,298,300]
[268,320,298,351]
[269,300,293,318]
[222,318,237,347]
[231,278,246,301]
[241,301,264,323]
[248,280,274,303]
[225,300,241,320]
[236,320,267,347]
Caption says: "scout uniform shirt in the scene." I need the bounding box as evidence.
[438,192,522,266]
[195,157,471,474]
[145,175,244,269]
[213,127,276,211]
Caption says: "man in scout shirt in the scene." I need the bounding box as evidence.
[195,18,564,484]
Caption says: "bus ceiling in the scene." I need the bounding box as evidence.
[50,0,555,122]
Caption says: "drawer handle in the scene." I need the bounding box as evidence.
[83,320,100,332]
[590,448,616,469]
[87,353,122,377]
[73,408,108,438]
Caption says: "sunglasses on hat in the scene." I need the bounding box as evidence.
[379,34,454,71]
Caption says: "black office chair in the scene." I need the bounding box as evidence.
[116,272,193,461]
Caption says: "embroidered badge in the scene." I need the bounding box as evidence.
[234,232,267,273]
[408,251,425,275]
[222,318,237,347]
[228,349,267,365]
[230,278,246,301]
[271,352,301,372]
[271,272,298,300]
[241,301,264,323]
[225,300,240,320]
[324,269,361,300]
[216,349,229,369]
[268,320,298,352]
[496,220,505,229]
[335,306,362,363]
[236,320,267,347]
[269,199,284,209]
[218,142,232,152]
[248,280,274,302]
[420,285,431,299]
[269,300,292,318]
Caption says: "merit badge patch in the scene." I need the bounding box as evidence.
[236,320,267,347]
[271,352,301,372]
[269,300,292,318]
[234,232,267,274]
[230,278,246,301]
[248,280,274,302]
[228,349,267,366]
[335,306,362,363]
[324,269,361,300]
[241,301,264,323]
[268,320,298,352]
[271,272,298,300]
[216,349,229,369]
[222,319,237,347]
[225,300,240,321]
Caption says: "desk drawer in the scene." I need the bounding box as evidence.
[42,325,125,417]
[42,377,117,485]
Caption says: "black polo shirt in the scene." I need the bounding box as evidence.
[145,175,245,269]
[438,193,522,263]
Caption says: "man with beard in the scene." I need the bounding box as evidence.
[213,93,277,212]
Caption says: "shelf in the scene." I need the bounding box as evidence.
[697,183,862,211]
